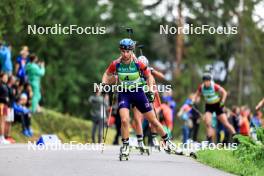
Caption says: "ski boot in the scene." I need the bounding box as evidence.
[137,141,150,155]
[119,144,130,161]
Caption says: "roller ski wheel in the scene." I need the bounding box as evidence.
[139,147,150,155]
[154,145,161,152]
[119,144,130,161]
[189,152,197,159]
[119,154,129,161]
[171,150,197,158]
[137,141,150,155]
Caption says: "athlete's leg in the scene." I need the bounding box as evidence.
[132,106,148,149]
[133,89,176,152]
[204,112,214,142]
[149,104,160,147]
[133,107,143,135]
[133,89,166,138]
[119,107,130,157]
[118,91,131,145]
[119,108,130,140]
[149,105,158,134]
[218,113,236,135]
[143,110,166,137]
[144,110,177,152]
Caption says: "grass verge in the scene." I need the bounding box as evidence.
[197,149,264,176]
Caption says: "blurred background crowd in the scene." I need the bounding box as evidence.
[0,42,45,144]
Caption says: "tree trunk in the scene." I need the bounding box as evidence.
[174,1,184,78]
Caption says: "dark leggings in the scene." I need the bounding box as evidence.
[190,117,200,141]
[14,113,31,130]
[92,119,103,143]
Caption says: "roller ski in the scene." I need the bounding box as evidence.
[119,144,130,161]
[163,140,183,155]
[136,141,150,155]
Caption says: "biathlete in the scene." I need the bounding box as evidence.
[191,72,236,143]
[132,55,165,153]
[102,38,176,160]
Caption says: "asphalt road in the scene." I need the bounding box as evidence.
[0,144,234,176]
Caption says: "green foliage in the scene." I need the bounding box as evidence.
[256,127,264,144]
[197,149,264,176]
[233,128,264,170]
[197,128,264,176]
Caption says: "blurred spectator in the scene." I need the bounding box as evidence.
[251,111,263,128]
[14,93,32,137]
[26,54,45,113]
[159,101,173,135]
[112,103,121,145]
[88,90,108,143]
[0,73,10,144]
[23,83,33,109]
[162,90,177,124]
[239,106,251,136]
[4,75,16,143]
[15,46,30,84]
[185,93,201,142]
[0,42,12,75]
[177,103,192,143]
[230,106,241,133]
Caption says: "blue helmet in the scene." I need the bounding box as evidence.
[119,38,135,50]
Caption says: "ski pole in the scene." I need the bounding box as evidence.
[102,92,116,153]
[101,93,106,152]
[137,44,144,56]
[191,106,203,117]
[126,27,133,38]
[151,102,159,120]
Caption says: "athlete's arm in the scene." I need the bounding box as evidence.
[177,105,185,117]
[102,61,117,85]
[138,61,154,92]
[256,98,264,111]
[217,85,227,104]
[151,68,166,80]
[102,72,116,85]
[192,86,202,103]
[146,74,155,92]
